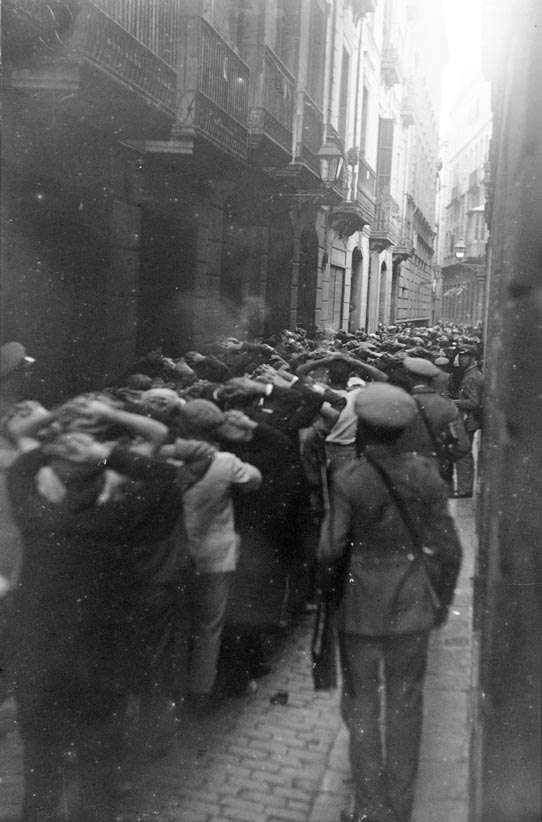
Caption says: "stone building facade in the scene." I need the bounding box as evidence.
[2,0,444,400]
[438,75,492,327]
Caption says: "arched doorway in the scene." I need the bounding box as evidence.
[297,227,318,332]
[349,247,363,331]
[390,258,401,322]
[378,261,387,325]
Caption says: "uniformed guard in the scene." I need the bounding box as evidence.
[398,356,471,493]
[453,345,484,497]
[318,383,463,822]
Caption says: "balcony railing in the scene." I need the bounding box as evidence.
[370,193,401,251]
[75,3,177,113]
[92,0,181,67]
[358,157,376,200]
[5,1,178,115]
[176,16,250,161]
[249,47,294,156]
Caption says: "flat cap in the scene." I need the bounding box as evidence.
[180,399,226,434]
[0,342,35,379]
[434,356,450,367]
[354,383,417,430]
[403,356,440,379]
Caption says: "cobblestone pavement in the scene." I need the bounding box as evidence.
[0,498,476,822]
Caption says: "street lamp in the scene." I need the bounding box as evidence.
[454,238,466,260]
[317,140,345,186]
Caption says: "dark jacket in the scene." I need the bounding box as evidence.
[456,364,484,432]
[6,446,209,712]
[319,443,462,636]
[397,385,471,475]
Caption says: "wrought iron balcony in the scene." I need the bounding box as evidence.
[381,45,401,87]
[369,193,401,252]
[353,156,376,225]
[174,16,249,162]
[249,47,295,160]
[4,1,178,119]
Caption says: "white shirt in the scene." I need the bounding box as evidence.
[182,451,261,573]
[325,387,366,445]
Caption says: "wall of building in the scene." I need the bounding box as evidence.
[472,0,542,818]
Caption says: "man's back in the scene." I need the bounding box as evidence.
[398,387,470,461]
[183,451,260,573]
[320,443,462,635]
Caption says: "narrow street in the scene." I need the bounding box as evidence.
[0,500,476,822]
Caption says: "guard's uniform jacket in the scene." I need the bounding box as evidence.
[456,363,484,432]
[319,442,462,634]
[397,385,471,473]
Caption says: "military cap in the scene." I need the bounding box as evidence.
[354,383,417,430]
[403,356,440,378]
[458,345,478,357]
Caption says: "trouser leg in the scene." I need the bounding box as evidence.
[384,632,429,822]
[189,571,233,695]
[454,431,474,495]
[339,633,395,821]
[75,702,126,822]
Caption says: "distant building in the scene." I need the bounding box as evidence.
[438,74,492,327]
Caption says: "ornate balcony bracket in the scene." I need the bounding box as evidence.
[369,237,393,254]
[329,201,368,238]
[392,244,415,263]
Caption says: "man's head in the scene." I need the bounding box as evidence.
[457,345,477,368]
[141,387,185,420]
[402,356,440,388]
[179,399,226,441]
[327,357,351,388]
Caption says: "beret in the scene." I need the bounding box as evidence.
[403,356,440,378]
[180,399,225,433]
[354,384,417,430]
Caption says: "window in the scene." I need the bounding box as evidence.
[376,117,394,194]
[338,47,350,138]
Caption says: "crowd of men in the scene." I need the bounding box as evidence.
[0,321,484,822]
